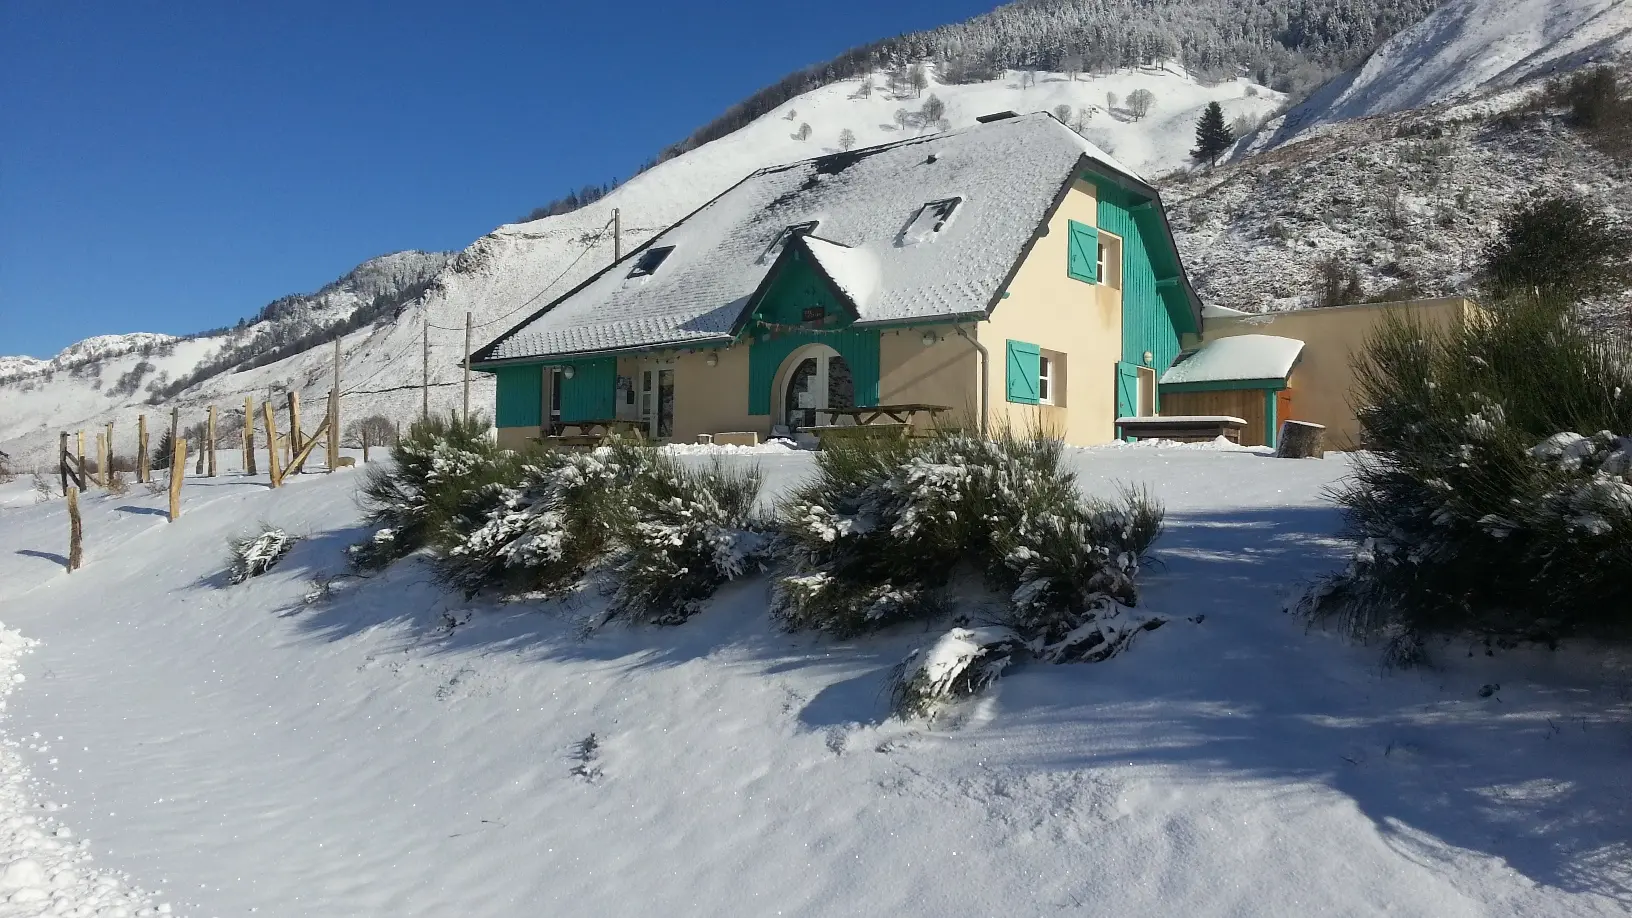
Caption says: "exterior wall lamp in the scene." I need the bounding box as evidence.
[706,352,719,367]
[921,330,939,347]
[561,366,576,380]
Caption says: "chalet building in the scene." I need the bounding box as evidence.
[469,112,1204,448]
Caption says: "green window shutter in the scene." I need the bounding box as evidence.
[494,364,543,428]
[1006,340,1040,405]
[1114,362,1140,439]
[1066,219,1098,284]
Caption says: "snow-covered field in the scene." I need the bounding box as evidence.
[0,446,1628,916]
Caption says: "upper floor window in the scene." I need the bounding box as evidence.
[1097,242,1107,285]
[627,246,675,278]
[1037,354,1053,404]
[761,221,819,263]
[902,197,962,244]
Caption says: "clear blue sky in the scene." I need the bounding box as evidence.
[1,1,993,358]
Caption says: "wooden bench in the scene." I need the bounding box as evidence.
[1114,415,1247,443]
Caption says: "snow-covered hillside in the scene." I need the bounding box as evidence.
[0,252,449,462]
[1167,86,1632,321]
[0,65,1276,467]
[1269,0,1632,145]
[0,445,1627,916]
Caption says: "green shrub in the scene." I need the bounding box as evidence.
[774,431,1164,658]
[609,454,768,624]
[354,412,506,569]
[434,438,649,598]
[1299,295,1632,658]
[1481,196,1631,302]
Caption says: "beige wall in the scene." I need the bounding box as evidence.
[496,425,541,451]
[672,345,759,438]
[980,177,1123,446]
[1201,296,1477,448]
[878,324,980,429]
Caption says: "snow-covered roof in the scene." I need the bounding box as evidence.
[1160,335,1305,386]
[475,114,1167,363]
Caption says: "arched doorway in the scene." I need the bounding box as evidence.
[776,344,855,430]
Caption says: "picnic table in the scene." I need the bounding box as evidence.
[550,419,642,437]
[817,404,953,427]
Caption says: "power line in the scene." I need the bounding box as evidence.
[426,216,615,333]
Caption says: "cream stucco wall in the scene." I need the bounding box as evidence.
[496,425,541,452]
[672,345,760,438]
[877,324,980,429]
[978,177,1123,445]
[1201,296,1478,448]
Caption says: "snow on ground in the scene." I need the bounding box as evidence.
[0,448,1628,916]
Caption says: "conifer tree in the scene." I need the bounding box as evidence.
[1191,101,1234,166]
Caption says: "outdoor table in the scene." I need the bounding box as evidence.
[817,404,953,427]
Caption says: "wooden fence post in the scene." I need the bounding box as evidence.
[262,401,283,488]
[66,486,83,572]
[95,432,107,487]
[137,414,149,483]
[288,391,302,472]
[169,439,187,522]
[207,405,217,477]
[76,431,85,485]
[58,431,69,496]
[243,396,257,476]
[194,424,205,474]
[104,422,115,481]
[170,406,179,461]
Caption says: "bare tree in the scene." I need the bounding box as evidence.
[795,122,812,141]
[1020,70,1036,90]
[893,108,912,130]
[852,78,873,100]
[1061,51,1083,81]
[1053,104,1074,124]
[1106,91,1119,111]
[785,108,797,121]
[344,414,397,463]
[920,93,945,125]
[1127,88,1156,120]
[908,62,929,98]
[838,128,857,151]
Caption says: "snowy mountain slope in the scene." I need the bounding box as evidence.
[1166,87,1632,322]
[0,446,1628,916]
[1269,0,1632,145]
[0,65,1277,467]
[0,251,450,462]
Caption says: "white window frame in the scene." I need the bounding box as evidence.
[1037,354,1053,405]
[1096,242,1107,286]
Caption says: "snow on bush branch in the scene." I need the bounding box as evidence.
[772,431,1166,717]
[229,527,298,584]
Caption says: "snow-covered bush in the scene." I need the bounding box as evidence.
[610,454,768,625]
[355,412,510,569]
[346,528,400,572]
[228,526,297,585]
[1300,296,1632,657]
[776,430,1165,714]
[434,439,651,598]
[890,627,1026,719]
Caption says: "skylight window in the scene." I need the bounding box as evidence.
[760,221,819,263]
[902,197,961,244]
[627,246,675,278]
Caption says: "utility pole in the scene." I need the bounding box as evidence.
[330,338,341,470]
[421,321,430,421]
[613,208,620,263]
[462,311,472,423]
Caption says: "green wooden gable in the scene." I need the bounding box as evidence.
[742,242,878,415]
[1095,176,1195,409]
[739,243,858,330]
